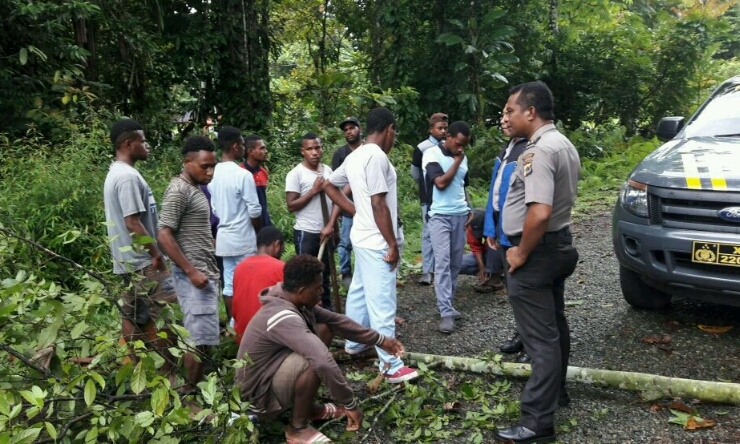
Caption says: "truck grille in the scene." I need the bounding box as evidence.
[648,187,740,234]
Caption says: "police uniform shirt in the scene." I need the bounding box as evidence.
[501,123,581,237]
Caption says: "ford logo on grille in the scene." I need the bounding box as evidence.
[717,207,740,223]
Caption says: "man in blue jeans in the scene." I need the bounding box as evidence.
[332,117,363,288]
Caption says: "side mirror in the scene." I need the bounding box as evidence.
[656,117,684,142]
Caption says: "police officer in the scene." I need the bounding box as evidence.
[493,81,580,444]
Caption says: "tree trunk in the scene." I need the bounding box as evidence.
[407,352,740,404]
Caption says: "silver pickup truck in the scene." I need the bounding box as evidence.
[612,75,740,309]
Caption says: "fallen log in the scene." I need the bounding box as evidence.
[407,352,740,405]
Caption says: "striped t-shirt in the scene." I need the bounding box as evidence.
[158,176,219,280]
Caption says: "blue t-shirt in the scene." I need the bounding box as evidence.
[422,145,469,217]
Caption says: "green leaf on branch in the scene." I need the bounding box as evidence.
[44,422,57,440]
[70,321,87,339]
[84,378,96,407]
[131,361,147,394]
[135,411,155,428]
[19,48,28,65]
[151,386,169,416]
[436,33,465,46]
[8,426,41,444]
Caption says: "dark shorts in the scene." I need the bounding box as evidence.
[120,265,178,326]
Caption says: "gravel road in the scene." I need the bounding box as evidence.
[395,211,740,444]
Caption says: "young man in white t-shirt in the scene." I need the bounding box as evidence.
[324,107,418,384]
[208,126,262,322]
[285,132,336,310]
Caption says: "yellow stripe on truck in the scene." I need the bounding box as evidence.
[705,155,728,191]
[681,153,702,189]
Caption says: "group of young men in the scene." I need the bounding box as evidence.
[104,80,580,444]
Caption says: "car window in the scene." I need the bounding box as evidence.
[683,82,740,139]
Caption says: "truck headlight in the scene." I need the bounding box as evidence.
[620,179,648,217]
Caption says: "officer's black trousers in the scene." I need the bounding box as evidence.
[506,237,579,431]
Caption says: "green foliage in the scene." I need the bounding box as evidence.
[436,9,518,123]
[313,362,518,443]
[0,229,258,443]
[575,134,660,217]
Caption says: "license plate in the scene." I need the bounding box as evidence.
[692,241,740,267]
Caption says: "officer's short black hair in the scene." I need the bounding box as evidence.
[509,81,555,121]
[447,121,471,138]
[283,255,324,292]
[182,135,216,157]
[217,126,242,151]
[365,107,396,135]
[110,119,144,154]
[256,226,284,247]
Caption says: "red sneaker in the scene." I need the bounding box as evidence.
[384,366,419,383]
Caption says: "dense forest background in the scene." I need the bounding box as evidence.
[2,0,739,141]
[0,1,739,442]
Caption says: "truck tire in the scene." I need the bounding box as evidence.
[619,266,671,310]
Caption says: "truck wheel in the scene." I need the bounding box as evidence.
[619,266,671,310]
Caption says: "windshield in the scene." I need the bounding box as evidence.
[683,81,740,138]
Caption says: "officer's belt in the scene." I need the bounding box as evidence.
[507,226,571,247]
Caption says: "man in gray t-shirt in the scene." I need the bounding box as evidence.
[104,118,177,378]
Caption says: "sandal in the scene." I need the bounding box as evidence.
[286,424,333,444]
[474,276,505,293]
[310,403,346,421]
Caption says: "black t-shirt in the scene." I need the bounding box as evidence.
[331,144,354,218]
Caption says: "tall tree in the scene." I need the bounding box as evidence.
[212,0,273,133]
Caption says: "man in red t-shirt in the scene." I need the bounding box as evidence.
[232,226,285,341]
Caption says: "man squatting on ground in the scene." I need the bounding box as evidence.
[209,126,262,324]
[493,81,580,444]
[103,118,177,378]
[157,136,220,393]
[410,112,449,285]
[458,208,505,293]
[422,121,473,334]
[285,132,335,310]
[235,255,409,444]
[331,116,363,288]
[485,113,531,363]
[323,106,419,383]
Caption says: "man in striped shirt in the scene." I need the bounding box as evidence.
[157,135,219,393]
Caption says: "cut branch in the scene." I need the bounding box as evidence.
[0,343,54,378]
[407,352,740,405]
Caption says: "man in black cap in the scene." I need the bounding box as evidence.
[332,117,363,288]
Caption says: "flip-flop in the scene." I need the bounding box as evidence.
[285,430,333,443]
[310,403,346,421]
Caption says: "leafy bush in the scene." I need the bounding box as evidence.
[568,120,627,159]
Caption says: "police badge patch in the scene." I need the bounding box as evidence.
[521,153,534,177]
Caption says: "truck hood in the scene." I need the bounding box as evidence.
[630,137,740,191]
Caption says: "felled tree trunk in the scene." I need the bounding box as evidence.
[407,352,740,405]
